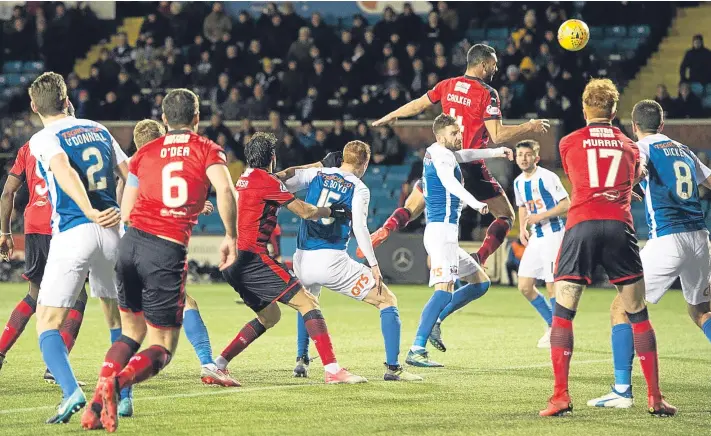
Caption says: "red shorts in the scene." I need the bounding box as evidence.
[462,162,504,201]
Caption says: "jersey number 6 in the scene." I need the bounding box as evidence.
[162,162,188,208]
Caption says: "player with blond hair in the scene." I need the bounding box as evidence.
[277,141,421,381]
[539,79,675,417]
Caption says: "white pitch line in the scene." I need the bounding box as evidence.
[0,359,610,416]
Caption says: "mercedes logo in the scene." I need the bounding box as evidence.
[392,248,414,272]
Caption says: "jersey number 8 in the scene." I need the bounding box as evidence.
[673,161,693,200]
[316,188,341,225]
[162,162,188,208]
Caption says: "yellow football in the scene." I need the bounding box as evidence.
[557,19,590,52]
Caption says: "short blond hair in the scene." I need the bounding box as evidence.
[133,119,166,148]
[29,72,67,116]
[515,140,540,156]
[582,78,619,119]
[343,140,371,167]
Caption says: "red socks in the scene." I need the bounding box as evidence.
[303,310,337,366]
[220,319,267,362]
[59,300,86,353]
[92,335,141,407]
[477,217,511,264]
[383,208,411,232]
[0,295,36,355]
[550,315,574,397]
[628,309,661,399]
[117,345,172,390]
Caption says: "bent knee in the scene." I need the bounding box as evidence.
[185,295,198,310]
[258,305,282,329]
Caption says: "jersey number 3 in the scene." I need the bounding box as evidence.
[587,148,622,188]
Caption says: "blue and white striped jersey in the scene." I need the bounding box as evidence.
[637,133,710,239]
[514,166,568,238]
[423,143,464,224]
[29,116,127,234]
[285,166,377,265]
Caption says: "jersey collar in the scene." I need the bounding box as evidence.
[637,133,669,145]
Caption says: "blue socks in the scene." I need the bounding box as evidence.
[611,323,634,388]
[702,318,711,343]
[550,297,556,311]
[183,309,215,366]
[380,307,401,366]
[413,290,452,348]
[530,294,553,327]
[39,329,78,399]
[438,282,490,322]
[296,312,310,359]
[110,328,122,344]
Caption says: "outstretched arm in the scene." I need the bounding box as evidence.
[484,118,550,144]
[275,162,323,183]
[372,94,433,127]
[454,147,513,163]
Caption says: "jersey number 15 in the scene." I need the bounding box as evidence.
[316,188,341,225]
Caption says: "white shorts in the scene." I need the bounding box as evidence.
[38,223,120,308]
[293,248,374,301]
[518,231,565,283]
[424,222,481,287]
[642,229,711,306]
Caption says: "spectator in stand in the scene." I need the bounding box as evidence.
[123,94,150,120]
[134,35,158,75]
[374,7,397,42]
[234,11,256,48]
[409,58,427,96]
[423,11,452,52]
[150,93,164,119]
[195,50,216,87]
[498,85,522,119]
[112,32,135,72]
[397,3,424,44]
[99,91,121,121]
[433,55,451,79]
[672,82,704,118]
[308,59,331,99]
[140,12,170,43]
[333,29,356,65]
[225,149,246,184]
[233,118,254,153]
[371,126,404,165]
[287,27,314,67]
[536,84,571,119]
[381,57,402,89]
[326,119,354,152]
[211,73,232,113]
[267,111,288,144]
[535,43,554,70]
[296,87,328,120]
[351,14,368,44]
[221,88,244,121]
[116,70,140,106]
[350,92,375,120]
[654,84,675,115]
[94,48,121,89]
[437,1,459,32]
[297,120,317,149]
[353,120,371,144]
[262,14,288,59]
[381,86,408,115]
[173,63,195,88]
[204,113,233,146]
[67,74,83,105]
[309,12,334,57]
[242,39,263,78]
[255,59,280,100]
[243,83,270,119]
[161,36,181,61]
[312,129,328,158]
[504,65,526,104]
[278,131,306,170]
[167,2,191,46]
[451,38,472,70]
[280,2,306,40]
[336,58,361,101]
[75,89,94,119]
[186,34,208,65]
[281,59,306,108]
[680,35,711,85]
[203,2,232,44]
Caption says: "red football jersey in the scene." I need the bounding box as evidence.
[128,130,226,245]
[559,123,640,229]
[8,142,52,235]
[236,168,295,253]
[427,75,501,150]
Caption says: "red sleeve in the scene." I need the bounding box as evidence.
[264,176,295,206]
[559,137,570,175]
[204,139,227,169]
[128,153,139,175]
[481,88,502,121]
[9,144,28,180]
[427,79,448,103]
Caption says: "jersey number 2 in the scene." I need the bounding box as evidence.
[162,162,188,208]
[587,149,622,188]
[316,188,341,225]
[82,147,107,191]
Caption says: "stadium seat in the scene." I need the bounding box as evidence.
[702,95,711,109]
[22,61,44,73]
[629,25,651,38]
[486,39,507,52]
[485,28,509,40]
[617,38,642,54]
[385,164,410,179]
[588,26,604,40]
[465,28,486,41]
[3,74,24,87]
[705,84,711,95]
[280,236,298,256]
[690,82,704,98]
[605,26,627,37]
[2,61,22,74]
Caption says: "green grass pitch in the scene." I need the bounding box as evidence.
[0,283,708,435]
